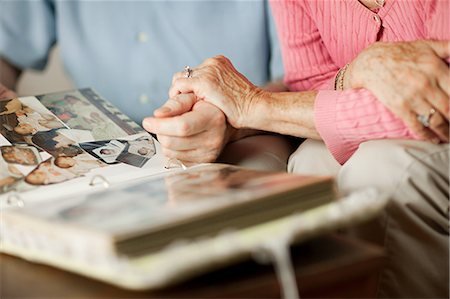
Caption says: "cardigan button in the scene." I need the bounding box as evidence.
[372,14,381,23]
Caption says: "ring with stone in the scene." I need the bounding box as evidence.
[184,66,193,78]
[417,108,436,128]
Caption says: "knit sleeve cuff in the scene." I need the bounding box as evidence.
[314,90,358,164]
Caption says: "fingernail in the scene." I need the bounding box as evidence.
[156,107,171,114]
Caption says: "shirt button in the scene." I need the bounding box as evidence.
[372,14,381,23]
[139,94,149,104]
[137,32,149,43]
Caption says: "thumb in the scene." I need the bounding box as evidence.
[424,40,450,59]
[153,93,197,118]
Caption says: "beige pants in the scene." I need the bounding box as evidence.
[289,139,449,298]
[218,134,297,171]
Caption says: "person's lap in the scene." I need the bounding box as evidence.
[288,138,449,298]
[217,134,297,171]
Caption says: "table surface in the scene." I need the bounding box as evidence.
[1,235,384,299]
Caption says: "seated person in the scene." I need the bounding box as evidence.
[0,0,293,172]
[144,0,449,297]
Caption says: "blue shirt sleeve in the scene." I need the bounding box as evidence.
[0,0,56,70]
[265,0,284,80]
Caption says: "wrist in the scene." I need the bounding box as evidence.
[240,87,269,129]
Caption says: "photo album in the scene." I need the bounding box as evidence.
[0,88,387,290]
[0,88,168,202]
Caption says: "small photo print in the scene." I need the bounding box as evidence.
[25,158,78,186]
[24,154,105,186]
[126,136,156,158]
[31,128,84,158]
[79,140,125,165]
[0,97,66,145]
[0,154,25,194]
[1,144,41,166]
[38,89,143,141]
[92,140,125,164]
[116,136,156,168]
[80,135,156,168]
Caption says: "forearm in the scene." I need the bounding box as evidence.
[228,78,289,142]
[244,90,321,139]
[0,58,22,90]
[242,87,419,165]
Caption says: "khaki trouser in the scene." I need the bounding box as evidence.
[289,139,449,298]
[218,134,297,171]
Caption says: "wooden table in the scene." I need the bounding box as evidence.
[1,235,384,298]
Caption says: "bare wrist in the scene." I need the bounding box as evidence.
[240,87,269,129]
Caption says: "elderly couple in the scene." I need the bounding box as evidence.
[1,0,448,297]
[144,1,449,298]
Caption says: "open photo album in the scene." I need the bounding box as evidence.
[0,88,388,290]
[0,88,168,202]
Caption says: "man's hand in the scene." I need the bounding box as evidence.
[0,83,17,100]
[143,93,234,164]
[345,40,450,143]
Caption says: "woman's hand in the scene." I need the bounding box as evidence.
[345,40,450,143]
[168,55,264,128]
[143,93,235,164]
[0,83,17,100]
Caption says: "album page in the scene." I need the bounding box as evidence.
[0,89,169,203]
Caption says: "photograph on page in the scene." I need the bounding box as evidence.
[80,139,124,165]
[24,155,105,186]
[0,153,25,194]
[38,89,144,140]
[31,128,85,158]
[0,97,67,145]
[116,135,156,168]
[1,144,41,166]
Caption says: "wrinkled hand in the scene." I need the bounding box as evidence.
[169,55,263,128]
[0,83,17,100]
[345,40,450,143]
[142,93,234,164]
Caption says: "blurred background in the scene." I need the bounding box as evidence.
[16,46,73,96]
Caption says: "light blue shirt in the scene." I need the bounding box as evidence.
[0,0,283,123]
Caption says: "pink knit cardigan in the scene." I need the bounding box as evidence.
[270,0,449,164]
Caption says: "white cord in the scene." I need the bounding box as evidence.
[253,237,300,299]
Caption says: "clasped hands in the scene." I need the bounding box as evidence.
[345,40,449,143]
[144,40,450,164]
[143,56,263,164]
